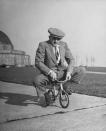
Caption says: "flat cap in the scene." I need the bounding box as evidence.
[48,28,65,39]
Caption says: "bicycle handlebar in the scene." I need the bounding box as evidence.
[55,79,68,84]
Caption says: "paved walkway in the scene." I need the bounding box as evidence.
[86,71,106,74]
[0,81,106,124]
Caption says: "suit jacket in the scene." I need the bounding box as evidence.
[35,40,75,75]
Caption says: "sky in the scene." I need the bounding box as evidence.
[0,0,106,66]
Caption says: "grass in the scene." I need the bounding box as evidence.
[86,66,106,72]
[71,73,106,98]
[0,66,106,98]
[0,66,39,86]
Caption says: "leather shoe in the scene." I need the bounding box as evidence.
[38,95,47,107]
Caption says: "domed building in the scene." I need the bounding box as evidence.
[0,31,31,67]
[0,31,14,50]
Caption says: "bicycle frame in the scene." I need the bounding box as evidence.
[49,79,68,99]
[48,79,69,108]
[53,79,67,92]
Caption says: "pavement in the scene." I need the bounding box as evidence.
[86,71,106,74]
[0,81,106,124]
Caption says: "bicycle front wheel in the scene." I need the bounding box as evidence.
[59,90,69,108]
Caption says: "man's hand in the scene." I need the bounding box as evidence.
[66,72,71,80]
[48,70,57,81]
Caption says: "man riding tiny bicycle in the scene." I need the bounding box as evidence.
[33,28,86,107]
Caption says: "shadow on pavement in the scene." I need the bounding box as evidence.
[0,92,39,106]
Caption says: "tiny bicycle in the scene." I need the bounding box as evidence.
[46,79,70,108]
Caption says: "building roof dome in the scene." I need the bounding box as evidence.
[0,31,14,50]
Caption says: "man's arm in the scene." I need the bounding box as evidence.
[35,42,51,75]
[64,42,75,74]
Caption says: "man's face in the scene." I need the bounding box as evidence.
[50,36,61,46]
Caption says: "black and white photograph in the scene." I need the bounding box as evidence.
[0,0,106,130]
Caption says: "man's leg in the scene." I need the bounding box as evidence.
[71,66,86,84]
[33,74,49,107]
[63,66,86,94]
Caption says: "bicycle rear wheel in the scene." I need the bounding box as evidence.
[59,90,69,108]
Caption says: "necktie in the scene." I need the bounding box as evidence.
[55,45,60,64]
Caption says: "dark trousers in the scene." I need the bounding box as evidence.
[33,66,86,97]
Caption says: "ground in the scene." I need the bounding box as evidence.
[0,81,106,131]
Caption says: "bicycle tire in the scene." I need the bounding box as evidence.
[59,90,69,108]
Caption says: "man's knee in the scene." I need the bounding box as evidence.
[71,66,86,83]
[33,76,41,86]
[33,74,49,88]
[78,66,86,75]
[73,66,86,74]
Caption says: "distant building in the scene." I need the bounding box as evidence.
[0,31,31,67]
